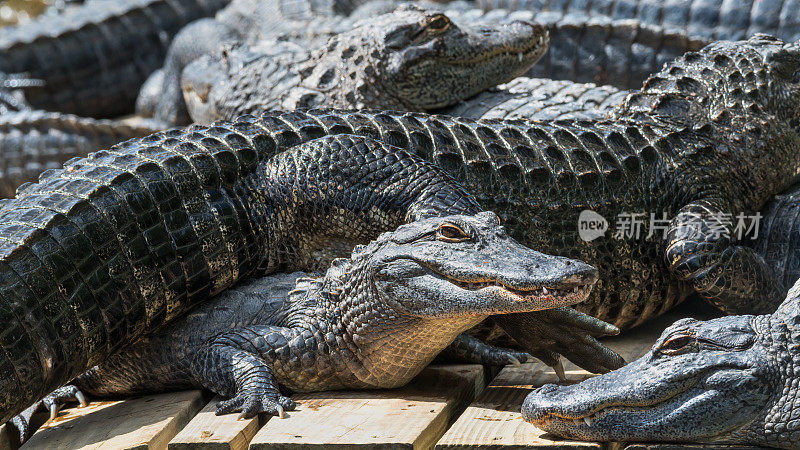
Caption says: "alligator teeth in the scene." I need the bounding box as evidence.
[583,416,593,427]
[573,286,579,293]
[542,287,549,295]
[518,52,523,62]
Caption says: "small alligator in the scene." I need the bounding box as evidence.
[521,272,800,449]
[156,6,548,125]
[477,0,800,88]
[13,211,598,435]
[0,0,231,118]
[0,111,160,198]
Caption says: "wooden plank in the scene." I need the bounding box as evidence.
[436,365,597,449]
[249,364,486,450]
[436,302,719,449]
[21,390,207,450]
[168,396,264,450]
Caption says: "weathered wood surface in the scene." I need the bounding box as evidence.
[20,390,207,450]
[435,303,719,449]
[3,302,755,450]
[168,396,263,450]
[249,364,486,449]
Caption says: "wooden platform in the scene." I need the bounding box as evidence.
[4,303,764,450]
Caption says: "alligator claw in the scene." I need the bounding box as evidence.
[8,384,87,444]
[216,392,296,419]
[495,308,626,374]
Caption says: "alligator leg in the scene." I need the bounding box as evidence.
[666,199,786,315]
[437,333,532,366]
[193,325,301,418]
[493,308,625,374]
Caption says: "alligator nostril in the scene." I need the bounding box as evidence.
[565,261,572,266]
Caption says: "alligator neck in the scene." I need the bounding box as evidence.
[329,256,483,388]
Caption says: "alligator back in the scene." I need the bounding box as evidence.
[0,0,230,117]
[441,77,627,121]
[0,111,160,198]
[478,0,800,42]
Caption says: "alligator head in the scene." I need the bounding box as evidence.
[325,211,598,388]
[522,278,800,448]
[181,5,548,121]
[358,4,549,110]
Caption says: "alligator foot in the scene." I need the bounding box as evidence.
[494,308,625,374]
[666,199,786,315]
[9,385,87,443]
[440,333,532,366]
[216,391,296,419]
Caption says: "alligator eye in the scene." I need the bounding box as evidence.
[425,15,451,34]
[658,333,696,355]
[437,223,470,242]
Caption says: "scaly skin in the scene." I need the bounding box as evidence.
[247,35,800,330]
[0,111,160,198]
[172,6,548,125]
[440,76,627,121]
[478,0,800,42]
[0,0,231,118]
[477,0,800,88]
[522,276,800,449]
[26,212,597,422]
[341,1,711,89]
[0,127,622,425]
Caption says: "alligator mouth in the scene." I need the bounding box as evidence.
[449,278,594,303]
[529,379,697,428]
[443,32,549,67]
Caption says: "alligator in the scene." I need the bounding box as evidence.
[440,76,627,121]
[0,0,231,118]
[151,5,548,125]
[0,122,628,426]
[240,34,800,333]
[11,211,599,437]
[0,110,160,198]
[476,0,800,88]
[521,271,800,449]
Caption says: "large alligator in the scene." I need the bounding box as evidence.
[0,0,231,118]
[13,210,598,436]
[178,6,547,125]
[521,271,800,449]
[0,121,624,425]
[0,111,160,198]
[237,34,800,332]
[477,0,800,88]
